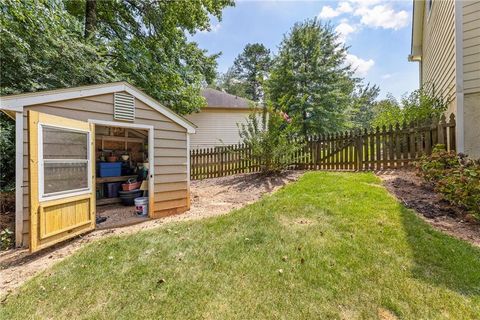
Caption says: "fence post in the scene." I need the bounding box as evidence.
[448,113,456,152]
[355,129,363,171]
[437,114,446,146]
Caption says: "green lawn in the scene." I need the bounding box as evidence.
[2,172,480,319]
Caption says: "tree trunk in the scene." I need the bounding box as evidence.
[84,0,97,39]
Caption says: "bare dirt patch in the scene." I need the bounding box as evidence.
[0,171,303,298]
[378,169,480,248]
[378,308,398,320]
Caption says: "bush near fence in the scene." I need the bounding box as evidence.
[190,114,456,180]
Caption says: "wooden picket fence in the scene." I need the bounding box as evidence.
[190,114,456,180]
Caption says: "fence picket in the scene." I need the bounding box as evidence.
[190,117,456,179]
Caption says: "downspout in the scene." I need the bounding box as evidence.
[454,0,464,153]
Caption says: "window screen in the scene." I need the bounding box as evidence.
[41,126,90,198]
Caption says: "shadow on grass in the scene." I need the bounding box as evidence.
[215,170,301,193]
[400,206,480,296]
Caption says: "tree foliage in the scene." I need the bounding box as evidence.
[0,0,117,95]
[220,43,271,102]
[348,83,380,129]
[0,113,15,191]
[1,0,233,114]
[372,89,447,127]
[268,19,357,136]
[64,0,233,114]
[239,107,303,175]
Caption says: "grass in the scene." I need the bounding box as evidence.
[2,172,480,319]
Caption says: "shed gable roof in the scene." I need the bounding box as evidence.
[0,82,196,133]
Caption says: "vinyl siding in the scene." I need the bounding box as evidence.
[463,1,480,94]
[421,0,456,108]
[21,93,189,245]
[464,92,480,158]
[463,1,480,158]
[185,109,252,149]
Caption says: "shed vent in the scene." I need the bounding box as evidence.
[114,93,135,121]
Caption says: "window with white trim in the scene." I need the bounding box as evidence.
[39,125,90,200]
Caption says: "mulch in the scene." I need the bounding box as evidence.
[379,169,480,247]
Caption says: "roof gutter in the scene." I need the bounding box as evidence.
[409,0,425,62]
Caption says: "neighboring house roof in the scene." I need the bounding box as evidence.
[409,0,425,61]
[201,88,254,110]
[0,81,196,133]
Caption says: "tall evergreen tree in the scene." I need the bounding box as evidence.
[268,19,357,135]
[228,43,271,102]
[348,83,380,129]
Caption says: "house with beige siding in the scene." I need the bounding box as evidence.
[0,82,195,252]
[185,88,255,149]
[409,0,480,158]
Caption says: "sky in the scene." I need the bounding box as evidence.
[191,0,420,100]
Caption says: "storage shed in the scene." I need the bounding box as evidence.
[0,82,195,252]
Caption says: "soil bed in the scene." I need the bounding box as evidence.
[0,170,303,297]
[378,169,480,247]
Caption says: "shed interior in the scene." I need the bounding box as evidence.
[94,125,150,228]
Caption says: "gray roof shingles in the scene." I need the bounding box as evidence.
[201,88,253,109]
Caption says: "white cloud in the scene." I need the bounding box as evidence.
[335,20,356,43]
[382,73,393,79]
[337,2,353,14]
[318,5,340,19]
[318,2,353,19]
[345,54,375,76]
[347,0,382,6]
[354,5,409,30]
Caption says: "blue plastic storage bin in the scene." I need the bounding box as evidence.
[98,162,122,177]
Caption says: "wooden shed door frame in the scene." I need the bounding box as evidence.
[29,111,96,252]
[88,119,155,218]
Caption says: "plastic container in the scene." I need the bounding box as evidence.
[118,189,143,206]
[121,180,142,191]
[98,162,122,177]
[105,182,122,198]
[134,197,148,216]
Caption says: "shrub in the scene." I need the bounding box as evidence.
[0,113,15,191]
[416,145,480,218]
[0,228,14,251]
[238,107,304,175]
[372,88,448,128]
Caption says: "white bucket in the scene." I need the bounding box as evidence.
[134,197,148,216]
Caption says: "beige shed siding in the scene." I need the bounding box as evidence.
[185,109,252,148]
[21,93,189,245]
[421,0,456,105]
[463,1,480,94]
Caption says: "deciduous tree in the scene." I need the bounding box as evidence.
[64,0,234,114]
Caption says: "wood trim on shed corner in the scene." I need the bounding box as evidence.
[15,111,24,246]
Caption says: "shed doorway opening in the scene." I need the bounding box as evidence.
[94,124,151,229]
